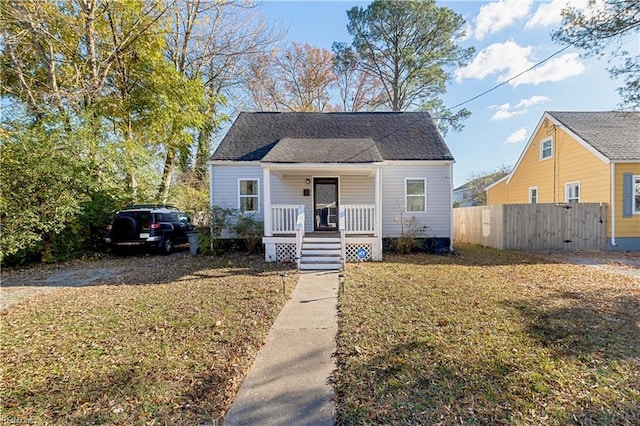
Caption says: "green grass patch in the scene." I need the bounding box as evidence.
[335,245,640,424]
[1,255,297,424]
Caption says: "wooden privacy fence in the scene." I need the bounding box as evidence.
[453,203,607,251]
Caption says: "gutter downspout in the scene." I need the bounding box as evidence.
[610,162,616,247]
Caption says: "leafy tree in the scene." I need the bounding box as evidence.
[553,0,640,108]
[342,0,474,133]
[1,118,99,262]
[460,165,512,206]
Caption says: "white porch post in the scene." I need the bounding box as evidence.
[263,167,272,237]
[375,167,382,237]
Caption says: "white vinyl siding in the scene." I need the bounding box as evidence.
[210,164,263,220]
[381,164,452,238]
[270,174,375,232]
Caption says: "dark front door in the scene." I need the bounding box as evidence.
[314,178,338,231]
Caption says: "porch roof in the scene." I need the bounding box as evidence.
[262,138,383,163]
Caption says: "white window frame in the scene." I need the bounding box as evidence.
[238,178,260,213]
[565,181,580,203]
[540,137,553,160]
[634,175,640,214]
[529,186,538,204]
[405,178,426,212]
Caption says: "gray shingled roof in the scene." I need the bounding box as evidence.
[548,111,640,161]
[262,138,383,163]
[211,112,453,162]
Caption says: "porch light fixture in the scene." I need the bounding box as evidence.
[306,178,310,185]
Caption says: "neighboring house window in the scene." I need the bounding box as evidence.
[406,178,426,212]
[540,138,553,160]
[565,181,580,203]
[634,175,640,214]
[239,179,259,212]
[529,187,538,204]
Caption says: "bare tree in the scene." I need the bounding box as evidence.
[158,0,283,201]
[244,42,337,112]
[332,42,385,112]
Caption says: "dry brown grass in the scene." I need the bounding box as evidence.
[335,245,640,425]
[1,253,298,425]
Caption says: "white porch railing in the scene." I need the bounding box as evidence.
[295,205,305,268]
[271,204,299,234]
[343,204,375,234]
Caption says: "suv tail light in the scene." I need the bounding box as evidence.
[151,223,161,229]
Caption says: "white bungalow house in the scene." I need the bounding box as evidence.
[208,112,455,270]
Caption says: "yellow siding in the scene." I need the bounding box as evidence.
[491,117,611,205]
[555,128,610,203]
[502,118,556,203]
[615,163,640,237]
[487,179,508,205]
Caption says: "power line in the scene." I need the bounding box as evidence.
[448,44,573,111]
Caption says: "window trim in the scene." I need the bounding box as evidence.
[529,186,538,204]
[238,178,260,213]
[540,137,553,160]
[634,175,640,214]
[565,181,580,203]
[405,178,427,213]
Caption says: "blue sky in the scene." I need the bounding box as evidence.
[259,0,631,187]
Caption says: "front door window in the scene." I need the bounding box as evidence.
[314,178,338,231]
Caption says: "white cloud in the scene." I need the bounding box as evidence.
[491,96,551,121]
[491,103,527,121]
[525,0,591,29]
[455,40,585,86]
[471,0,532,40]
[512,53,585,86]
[506,128,528,144]
[515,95,550,108]
[455,40,530,82]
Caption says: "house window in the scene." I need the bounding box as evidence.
[529,187,538,204]
[540,138,553,160]
[565,181,580,203]
[406,178,426,212]
[239,179,259,213]
[634,175,640,214]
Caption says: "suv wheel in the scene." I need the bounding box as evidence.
[160,237,173,255]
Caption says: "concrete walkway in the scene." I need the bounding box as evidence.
[223,271,339,426]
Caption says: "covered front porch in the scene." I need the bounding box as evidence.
[261,162,383,268]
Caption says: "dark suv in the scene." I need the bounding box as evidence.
[105,205,193,254]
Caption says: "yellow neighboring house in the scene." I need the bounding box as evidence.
[487,111,640,251]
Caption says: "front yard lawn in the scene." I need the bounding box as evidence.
[1,255,297,425]
[335,245,640,424]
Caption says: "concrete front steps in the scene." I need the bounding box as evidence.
[299,236,342,271]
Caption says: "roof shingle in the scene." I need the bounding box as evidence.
[211,112,453,162]
[548,111,640,161]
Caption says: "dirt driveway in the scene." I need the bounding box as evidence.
[0,247,206,310]
[540,250,640,280]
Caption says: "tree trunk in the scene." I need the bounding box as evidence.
[158,148,176,204]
